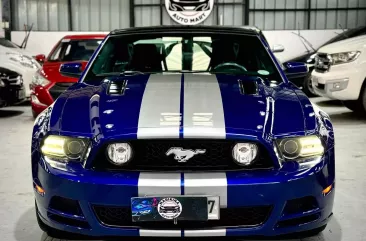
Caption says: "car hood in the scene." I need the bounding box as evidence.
[318,35,366,54]
[54,73,308,139]
[41,61,88,83]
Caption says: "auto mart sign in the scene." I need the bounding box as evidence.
[165,0,214,25]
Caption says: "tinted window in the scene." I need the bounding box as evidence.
[85,32,281,83]
[48,39,103,62]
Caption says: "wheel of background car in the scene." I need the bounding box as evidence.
[342,100,363,112]
[302,73,317,97]
[360,79,366,114]
[213,62,247,72]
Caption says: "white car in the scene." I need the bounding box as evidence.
[311,35,366,113]
[0,38,41,98]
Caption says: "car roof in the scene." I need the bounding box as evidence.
[110,25,261,36]
[63,34,107,40]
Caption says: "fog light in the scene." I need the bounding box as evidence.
[232,143,258,166]
[107,143,132,165]
[333,83,341,89]
[329,78,348,92]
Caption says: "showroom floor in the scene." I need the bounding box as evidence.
[0,97,365,241]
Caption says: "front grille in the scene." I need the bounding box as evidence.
[93,205,272,228]
[92,139,274,171]
[315,53,331,72]
[49,82,75,100]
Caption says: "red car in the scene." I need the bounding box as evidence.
[30,34,106,118]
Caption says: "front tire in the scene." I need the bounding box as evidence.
[342,100,363,112]
[343,81,366,114]
[32,109,38,119]
[360,82,366,114]
[35,203,77,239]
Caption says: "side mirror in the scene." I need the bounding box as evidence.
[34,54,46,64]
[272,44,285,53]
[60,62,83,78]
[284,62,309,80]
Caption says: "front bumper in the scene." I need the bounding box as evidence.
[30,84,54,116]
[311,63,365,100]
[34,153,335,238]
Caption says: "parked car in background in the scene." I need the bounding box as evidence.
[312,35,366,113]
[0,67,26,108]
[30,34,106,118]
[0,38,41,99]
[286,25,366,96]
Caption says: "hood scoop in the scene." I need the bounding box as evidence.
[238,79,259,95]
[107,80,128,96]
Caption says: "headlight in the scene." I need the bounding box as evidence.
[330,51,361,65]
[32,72,50,87]
[276,135,324,160]
[232,143,258,166]
[41,135,90,161]
[107,143,132,165]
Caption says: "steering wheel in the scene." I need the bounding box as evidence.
[213,62,247,72]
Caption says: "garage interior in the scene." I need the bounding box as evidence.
[0,0,366,241]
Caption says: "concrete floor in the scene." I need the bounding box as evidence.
[0,97,365,241]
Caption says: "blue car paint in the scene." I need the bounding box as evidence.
[31,31,335,238]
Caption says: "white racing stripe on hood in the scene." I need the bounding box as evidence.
[137,74,182,139]
[183,74,226,138]
[184,172,227,208]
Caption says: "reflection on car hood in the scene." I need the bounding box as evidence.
[50,73,315,140]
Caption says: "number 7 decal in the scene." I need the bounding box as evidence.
[208,200,215,213]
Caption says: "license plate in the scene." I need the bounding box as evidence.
[17,89,25,100]
[312,76,318,85]
[131,196,219,222]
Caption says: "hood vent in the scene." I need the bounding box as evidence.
[107,80,128,96]
[238,79,259,95]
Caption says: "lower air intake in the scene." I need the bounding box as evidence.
[93,205,273,228]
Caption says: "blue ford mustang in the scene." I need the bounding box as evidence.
[31,26,335,238]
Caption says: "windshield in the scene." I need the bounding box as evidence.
[85,32,282,83]
[0,38,19,48]
[48,39,103,62]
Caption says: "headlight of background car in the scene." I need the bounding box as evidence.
[6,52,39,69]
[107,143,132,165]
[330,51,361,65]
[41,135,90,165]
[276,135,324,160]
[32,71,50,87]
[232,143,258,166]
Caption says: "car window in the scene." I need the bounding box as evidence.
[48,39,103,62]
[86,32,281,83]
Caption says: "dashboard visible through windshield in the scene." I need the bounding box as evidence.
[85,32,282,83]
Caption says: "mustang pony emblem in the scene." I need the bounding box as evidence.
[166,147,206,162]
